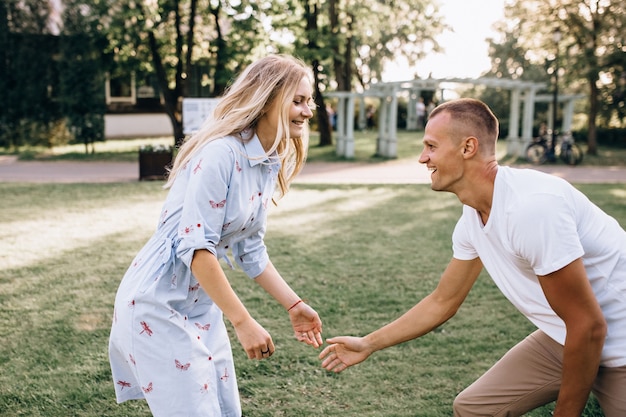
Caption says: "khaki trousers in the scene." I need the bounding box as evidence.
[453,330,626,417]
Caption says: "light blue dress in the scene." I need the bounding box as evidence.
[109,134,278,416]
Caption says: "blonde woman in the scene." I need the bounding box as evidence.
[109,54,323,416]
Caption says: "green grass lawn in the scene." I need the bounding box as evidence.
[2,181,623,416]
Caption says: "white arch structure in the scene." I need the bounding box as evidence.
[326,78,583,159]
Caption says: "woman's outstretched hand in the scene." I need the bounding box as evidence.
[288,301,323,348]
[319,336,372,373]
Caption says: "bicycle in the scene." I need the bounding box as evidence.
[525,131,584,166]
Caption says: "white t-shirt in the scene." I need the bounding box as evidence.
[453,166,626,367]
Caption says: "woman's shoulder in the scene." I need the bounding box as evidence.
[197,135,243,157]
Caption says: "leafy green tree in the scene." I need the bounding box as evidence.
[0,1,9,147]
[477,16,556,135]
[347,0,445,89]
[1,0,63,149]
[598,38,626,128]
[290,0,333,146]
[94,0,444,149]
[293,0,445,146]
[485,0,626,154]
[58,0,108,154]
[102,0,275,146]
[314,0,444,92]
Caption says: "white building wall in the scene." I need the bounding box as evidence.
[105,113,172,138]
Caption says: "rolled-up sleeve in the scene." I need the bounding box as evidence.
[176,143,234,268]
[233,225,269,278]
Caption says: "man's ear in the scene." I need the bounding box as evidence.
[462,137,479,158]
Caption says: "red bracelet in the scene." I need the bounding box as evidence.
[287,299,303,311]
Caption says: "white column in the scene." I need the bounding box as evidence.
[344,95,356,158]
[335,97,346,157]
[406,88,419,130]
[387,92,399,158]
[378,97,390,157]
[358,96,367,131]
[562,99,575,133]
[506,89,521,156]
[521,88,536,151]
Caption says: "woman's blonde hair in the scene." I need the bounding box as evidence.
[165,54,313,200]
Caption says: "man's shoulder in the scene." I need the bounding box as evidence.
[495,167,572,213]
[498,166,569,189]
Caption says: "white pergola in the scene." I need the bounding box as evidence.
[535,93,586,135]
[326,78,584,158]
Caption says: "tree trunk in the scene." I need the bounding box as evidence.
[313,59,332,147]
[584,12,600,156]
[147,31,182,146]
[305,1,332,147]
[587,77,598,155]
[211,4,228,95]
[328,0,348,92]
[144,0,192,148]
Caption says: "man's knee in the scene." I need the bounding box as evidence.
[453,389,481,416]
[453,389,510,417]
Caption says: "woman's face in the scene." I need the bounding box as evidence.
[258,77,314,145]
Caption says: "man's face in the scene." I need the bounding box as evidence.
[419,112,466,193]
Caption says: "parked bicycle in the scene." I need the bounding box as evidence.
[525,130,584,166]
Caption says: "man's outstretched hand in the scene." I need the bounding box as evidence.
[319,336,373,373]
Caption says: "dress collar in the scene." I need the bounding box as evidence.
[243,133,277,167]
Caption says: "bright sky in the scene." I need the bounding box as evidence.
[383,0,506,81]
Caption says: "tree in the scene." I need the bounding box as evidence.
[302,1,333,146]
[0,1,9,146]
[58,0,108,154]
[319,0,445,92]
[103,0,273,146]
[350,0,446,89]
[555,0,625,154]
[479,15,557,135]
[1,0,64,149]
[293,0,445,147]
[597,34,626,128]
[96,0,445,149]
[486,0,626,154]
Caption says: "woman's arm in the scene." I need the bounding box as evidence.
[254,260,323,347]
[191,249,275,359]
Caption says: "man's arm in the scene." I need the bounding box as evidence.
[538,258,607,417]
[320,257,483,372]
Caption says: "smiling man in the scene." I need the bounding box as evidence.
[319,98,626,417]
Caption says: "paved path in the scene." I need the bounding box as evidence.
[0,155,624,184]
[296,158,626,184]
